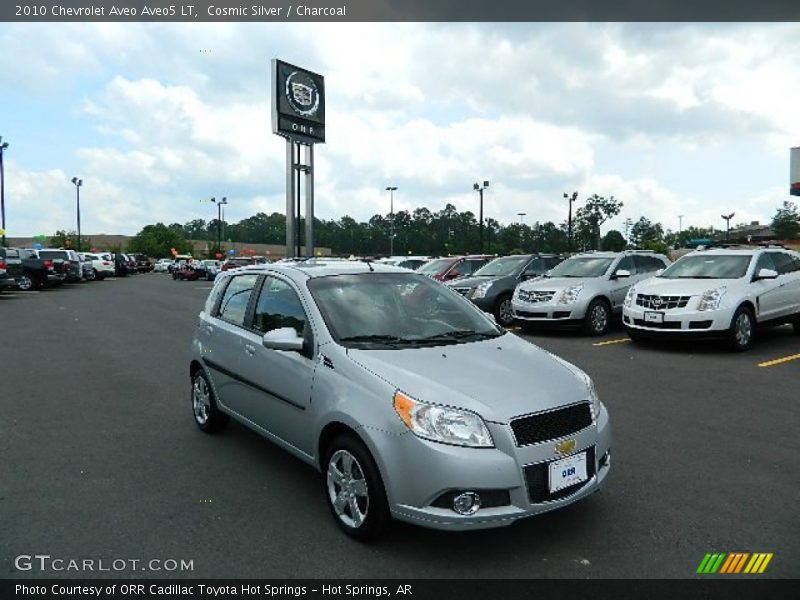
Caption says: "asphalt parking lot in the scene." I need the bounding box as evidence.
[1,275,798,579]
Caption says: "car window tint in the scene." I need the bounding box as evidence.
[252,277,308,336]
[770,252,796,275]
[616,256,637,275]
[754,253,777,273]
[217,274,259,326]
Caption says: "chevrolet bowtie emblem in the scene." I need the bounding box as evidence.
[555,439,576,454]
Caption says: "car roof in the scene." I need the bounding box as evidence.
[685,247,787,256]
[230,259,412,280]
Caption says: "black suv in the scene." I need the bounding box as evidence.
[446,254,565,326]
[0,247,24,292]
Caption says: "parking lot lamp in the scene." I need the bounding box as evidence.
[474,181,489,253]
[0,137,8,247]
[211,197,228,250]
[386,186,397,256]
[71,177,83,251]
[721,212,735,241]
[564,191,577,253]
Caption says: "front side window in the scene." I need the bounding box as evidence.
[252,277,308,336]
[417,258,454,275]
[474,256,528,277]
[614,256,637,275]
[753,253,778,275]
[217,274,259,326]
[769,252,798,275]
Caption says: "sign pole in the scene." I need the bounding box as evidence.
[305,144,314,258]
[285,138,295,258]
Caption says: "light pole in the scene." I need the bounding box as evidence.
[211,197,228,251]
[474,180,489,253]
[0,137,8,247]
[517,212,526,249]
[721,212,735,241]
[564,191,578,253]
[71,177,83,252]
[678,214,684,236]
[386,186,397,256]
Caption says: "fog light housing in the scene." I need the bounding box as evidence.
[600,449,611,468]
[452,492,481,515]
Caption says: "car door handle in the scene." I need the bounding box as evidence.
[204,325,214,335]
[244,344,257,356]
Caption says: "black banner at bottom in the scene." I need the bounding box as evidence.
[2,579,797,600]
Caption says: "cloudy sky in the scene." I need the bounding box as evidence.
[2,22,799,238]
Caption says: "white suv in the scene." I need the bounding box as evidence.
[79,252,115,279]
[623,247,800,350]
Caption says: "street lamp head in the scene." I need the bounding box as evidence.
[0,142,8,150]
[78,179,83,187]
[71,177,77,184]
[221,197,228,205]
[210,197,216,203]
[385,186,397,192]
[473,183,480,191]
[483,181,489,188]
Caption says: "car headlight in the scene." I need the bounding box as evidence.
[557,283,584,305]
[470,281,492,299]
[624,286,636,308]
[698,287,727,311]
[393,391,494,448]
[583,373,602,421]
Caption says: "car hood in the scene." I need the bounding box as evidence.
[445,275,498,288]
[346,333,591,423]
[633,277,737,296]
[517,276,595,294]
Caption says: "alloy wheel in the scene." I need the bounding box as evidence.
[498,298,514,326]
[17,275,33,291]
[591,304,609,334]
[192,376,210,425]
[735,312,752,348]
[327,449,369,529]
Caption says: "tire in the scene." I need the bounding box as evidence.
[494,294,515,327]
[17,274,34,291]
[190,369,229,433]
[86,269,97,282]
[324,433,390,541]
[584,298,611,336]
[172,272,178,280]
[728,305,755,352]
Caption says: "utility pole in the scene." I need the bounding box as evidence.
[0,137,8,247]
[71,177,83,252]
[474,181,489,253]
[721,212,735,241]
[385,186,397,256]
[211,197,228,251]
[564,191,578,253]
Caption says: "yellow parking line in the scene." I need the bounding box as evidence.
[758,354,800,368]
[592,338,632,347]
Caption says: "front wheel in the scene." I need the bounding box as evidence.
[728,306,755,352]
[191,369,229,433]
[584,299,611,336]
[86,269,97,281]
[17,274,35,291]
[324,434,390,541]
[494,294,515,327]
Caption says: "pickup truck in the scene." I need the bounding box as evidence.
[0,247,24,292]
[15,248,67,290]
[37,249,83,282]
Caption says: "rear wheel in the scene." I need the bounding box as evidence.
[324,434,390,540]
[86,269,97,281]
[17,274,34,291]
[584,299,611,336]
[728,305,755,352]
[191,369,229,433]
[494,294,514,327]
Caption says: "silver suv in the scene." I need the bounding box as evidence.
[189,261,611,539]
[511,250,672,335]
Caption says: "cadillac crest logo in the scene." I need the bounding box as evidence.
[285,71,320,117]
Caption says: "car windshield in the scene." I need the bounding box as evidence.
[659,255,751,279]
[547,256,614,278]
[473,256,528,277]
[417,258,454,275]
[307,273,504,349]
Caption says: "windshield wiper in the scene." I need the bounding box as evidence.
[415,330,502,343]
[339,334,410,345]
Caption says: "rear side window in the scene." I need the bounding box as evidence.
[216,274,259,326]
[634,255,663,273]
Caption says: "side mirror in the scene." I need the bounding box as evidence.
[445,271,460,280]
[262,327,304,352]
[483,311,497,324]
[613,269,631,279]
[755,268,779,281]
[656,269,665,276]
[521,270,538,281]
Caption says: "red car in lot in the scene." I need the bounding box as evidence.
[416,255,495,281]
[172,262,204,281]
[220,256,268,272]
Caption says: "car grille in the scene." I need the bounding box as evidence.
[636,294,691,310]
[633,318,682,330]
[517,290,555,303]
[524,446,596,503]
[452,287,471,296]
[510,402,592,447]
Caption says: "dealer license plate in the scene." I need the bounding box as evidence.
[644,311,664,324]
[548,451,588,493]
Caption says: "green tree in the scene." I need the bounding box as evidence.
[629,217,664,247]
[128,223,193,258]
[771,201,800,240]
[601,230,626,251]
[573,194,623,250]
[49,230,93,251]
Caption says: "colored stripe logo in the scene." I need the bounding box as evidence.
[697,552,773,574]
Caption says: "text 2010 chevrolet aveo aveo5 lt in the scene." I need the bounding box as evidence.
[189,261,611,539]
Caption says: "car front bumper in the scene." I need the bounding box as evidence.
[622,305,734,336]
[365,404,611,531]
[511,298,588,324]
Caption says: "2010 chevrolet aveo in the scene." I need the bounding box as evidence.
[189,260,612,539]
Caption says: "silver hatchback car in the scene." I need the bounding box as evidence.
[189,261,612,539]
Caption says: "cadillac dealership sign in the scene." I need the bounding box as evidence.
[272,59,325,144]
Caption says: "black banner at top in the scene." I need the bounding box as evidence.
[3,0,800,22]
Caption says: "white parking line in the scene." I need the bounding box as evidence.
[194,286,213,290]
